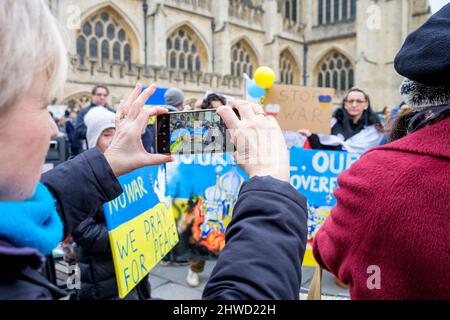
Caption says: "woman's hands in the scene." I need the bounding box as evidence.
[217,101,290,183]
[104,84,173,177]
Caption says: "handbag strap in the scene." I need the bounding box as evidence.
[307,266,323,300]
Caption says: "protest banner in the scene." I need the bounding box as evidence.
[104,165,178,298]
[142,87,170,125]
[289,148,361,266]
[166,153,247,259]
[143,87,168,105]
[164,148,360,267]
[265,85,335,134]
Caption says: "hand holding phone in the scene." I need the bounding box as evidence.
[216,101,290,183]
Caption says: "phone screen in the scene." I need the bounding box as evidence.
[155,110,231,154]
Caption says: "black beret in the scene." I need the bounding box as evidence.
[394,4,450,87]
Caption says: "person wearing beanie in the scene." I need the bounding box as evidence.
[69,106,151,300]
[313,4,450,300]
[84,107,116,151]
[164,87,185,111]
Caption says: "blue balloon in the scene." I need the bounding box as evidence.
[247,80,266,98]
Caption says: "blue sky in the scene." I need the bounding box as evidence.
[430,0,448,13]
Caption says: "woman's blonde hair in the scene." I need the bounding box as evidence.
[0,0,68,112]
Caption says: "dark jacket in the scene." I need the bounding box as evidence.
[142,125,156,154]
[75,104,115,141]
[203,176,308,300]
[0,239,66,300]
[65,118,82,155]
[0,149,121,299]
[43,148,149,300]
[71,209,118,300]
[71,205,150,300]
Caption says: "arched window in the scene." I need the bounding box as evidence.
[63,93,91,110]
[279,50,300,85]
[113,41,121,61]
[124,44,131,71]
[342,0,349,20]
[89,38,98,58]
[101,40,109,61]
[318,0,356,25]
[76,10,134,67]
[76,36,86,65]
[318,0,323,25]
[326,0,331,23]
[350,0,356,19]
[317,51,354,93]
[230,40,258,78]
[334,0,339,21]
[166,26,207,72]
[284,0,300,23]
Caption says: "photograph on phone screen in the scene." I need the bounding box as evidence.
[169,111,224,154]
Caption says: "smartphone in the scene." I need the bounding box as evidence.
[155,109,234,155]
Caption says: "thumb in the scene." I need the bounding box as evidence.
[141,154,174,167]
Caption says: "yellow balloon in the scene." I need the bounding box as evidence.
[254,66,275,89]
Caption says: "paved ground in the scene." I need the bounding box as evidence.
[149,261,350,300]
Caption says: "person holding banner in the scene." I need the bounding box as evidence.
[299,87,384,154]
[312,4,450,299]
[65,107,150,300]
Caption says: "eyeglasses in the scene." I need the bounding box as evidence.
[345,99,366,105]
[95,93,108,97]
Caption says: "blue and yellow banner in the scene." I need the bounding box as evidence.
[104,166,178,298]
[289,148,360,266]
[165,149,360,266]
[166,153,247,257]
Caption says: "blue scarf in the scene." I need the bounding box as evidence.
[0,183,63,255]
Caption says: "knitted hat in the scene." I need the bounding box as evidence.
[394,4,450,87]
[164,88,185,109]
[85,107,116,149]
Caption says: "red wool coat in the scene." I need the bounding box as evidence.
[313,116,450,300]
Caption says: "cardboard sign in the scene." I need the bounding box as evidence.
[265,85,335,134]
[103,165,178,298]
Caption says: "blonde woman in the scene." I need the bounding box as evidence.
[0,1,307,300]
[0,1,172,299]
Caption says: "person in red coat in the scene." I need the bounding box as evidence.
[313,4,450,300]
